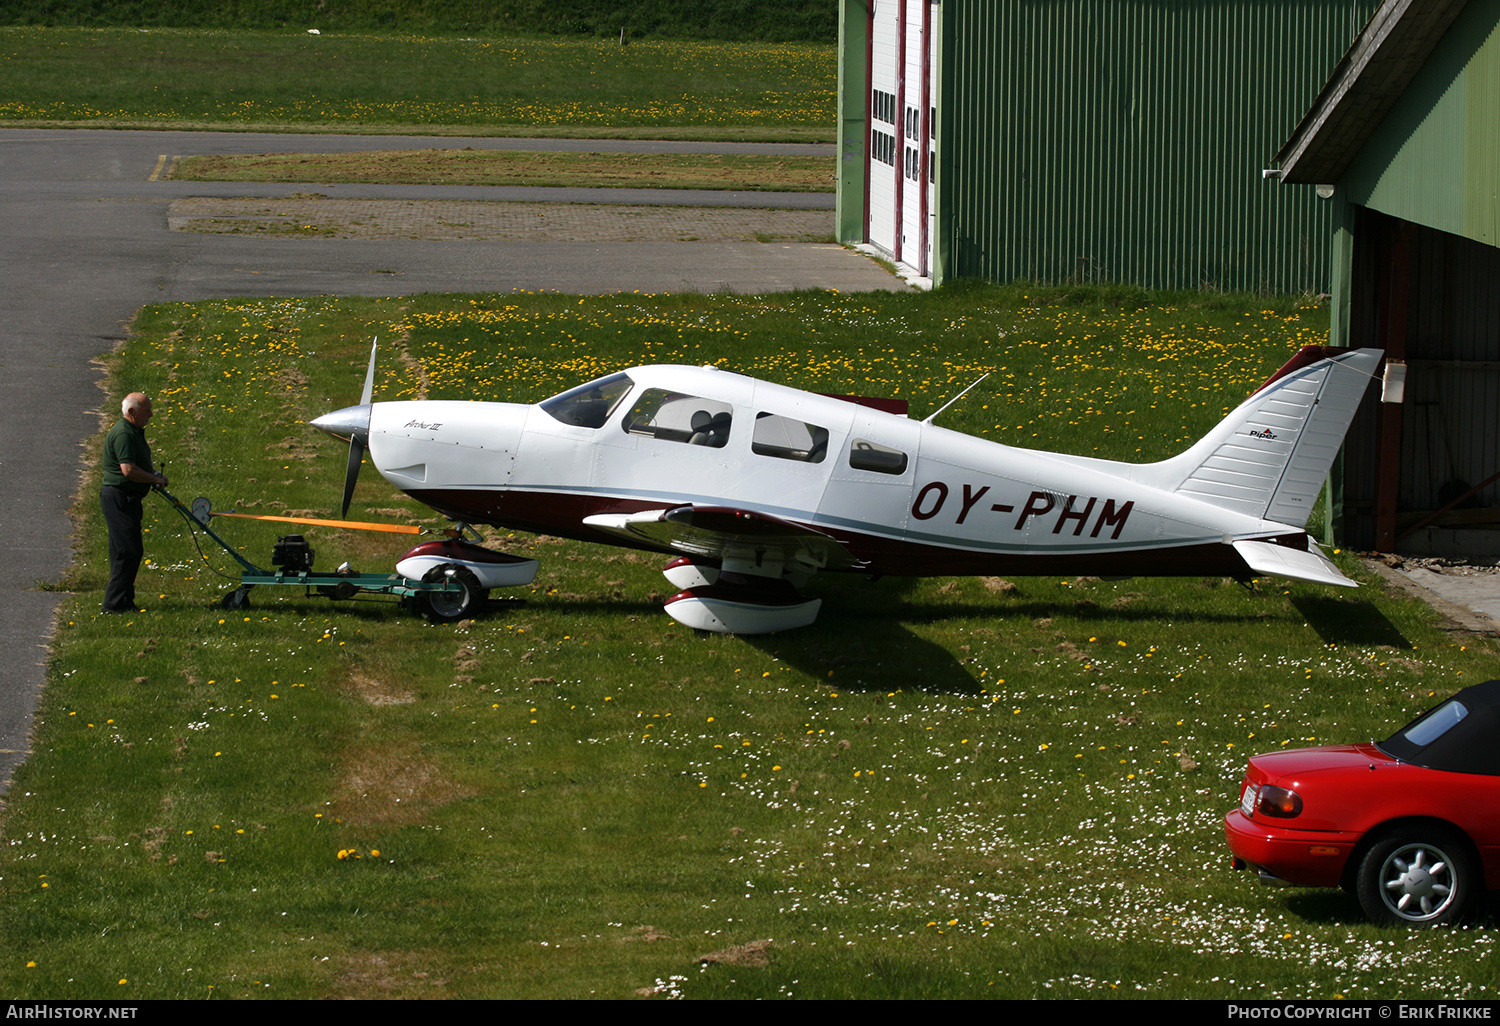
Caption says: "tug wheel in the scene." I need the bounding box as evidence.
[415,565,487,623]
[220,586,252,611]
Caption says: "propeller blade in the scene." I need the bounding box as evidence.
[312,335,381,517]
[359,336,378,406]
[341,434,366,518]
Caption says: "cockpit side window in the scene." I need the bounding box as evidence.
[753,413,828,463]
[540,372,634,428]
[622,389,733,448]
[848,438,908,475]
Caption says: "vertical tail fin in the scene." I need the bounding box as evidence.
[1151,347,1382,526]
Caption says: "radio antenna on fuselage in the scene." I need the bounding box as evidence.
[923,372,990,425]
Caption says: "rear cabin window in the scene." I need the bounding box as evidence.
[622,389,733,448]
[848,438,908,475]
[752,413,828,463]
[1402,700,1468,746]
[539,372,633,428]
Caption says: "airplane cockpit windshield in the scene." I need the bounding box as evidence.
[540,372,634,428]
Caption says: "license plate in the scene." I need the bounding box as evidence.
[1239,782,1257,817]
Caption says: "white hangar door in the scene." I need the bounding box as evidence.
[866,0,935,278]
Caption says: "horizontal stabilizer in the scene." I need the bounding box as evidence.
[1232,538,1357,589]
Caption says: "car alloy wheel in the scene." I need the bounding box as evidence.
[1357,832,1474,926]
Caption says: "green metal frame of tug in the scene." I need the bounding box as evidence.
[154,486,473,621]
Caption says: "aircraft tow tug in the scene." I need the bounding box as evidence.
[154,486,536,622]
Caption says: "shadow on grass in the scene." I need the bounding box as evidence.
[1280,890,1367,926]
[202,591,559,622]
[732,575,982,696]
[811,572,1365,630]
[739,621,982,697]
[1291,596,1412,649]
[897,600,1302,628]
[1281,889,1500,931]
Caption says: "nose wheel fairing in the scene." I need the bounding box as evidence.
[394,538,540,590]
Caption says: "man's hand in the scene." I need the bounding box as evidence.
[120,462,167,488]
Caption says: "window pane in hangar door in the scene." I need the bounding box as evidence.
[867,3,898,256]
[865,0,934,273]
[899,0,925,272]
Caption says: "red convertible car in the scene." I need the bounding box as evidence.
[1226,680,1500,925]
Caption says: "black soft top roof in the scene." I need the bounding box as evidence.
[1378,679,1500,775]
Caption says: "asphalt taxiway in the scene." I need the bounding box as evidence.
[0,128,899,790]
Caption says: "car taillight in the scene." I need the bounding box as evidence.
[1255,785,1303,818]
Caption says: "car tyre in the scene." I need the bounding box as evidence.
[414,565,486,623]
[1356,829,1476,926]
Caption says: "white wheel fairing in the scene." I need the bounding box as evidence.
[663,590,821,634]
[662,556,720,590]
[396,553,538,589]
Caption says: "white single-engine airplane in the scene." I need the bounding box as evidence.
[311,344,1382,633]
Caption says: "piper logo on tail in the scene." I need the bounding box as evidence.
[1249,427,1277,440]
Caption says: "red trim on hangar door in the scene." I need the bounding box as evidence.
[863,0,873,243]
[866,0,900,258]
[917,0,930,277]
[893,0,906,266]
[866,0,933,274]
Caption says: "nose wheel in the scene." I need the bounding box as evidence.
[413,565,487,623]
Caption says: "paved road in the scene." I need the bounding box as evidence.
[0,128,901,790]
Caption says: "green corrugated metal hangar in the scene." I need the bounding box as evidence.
[1275,0,1500,556]
[840,0,1500,558]
[836,0,1380,289]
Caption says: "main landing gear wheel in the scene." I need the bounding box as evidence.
[414,565,487,623]
[1356,829,1476,926]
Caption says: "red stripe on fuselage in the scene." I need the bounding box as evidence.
[405,487,1274,579]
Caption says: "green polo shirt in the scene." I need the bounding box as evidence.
[102,418,154,496]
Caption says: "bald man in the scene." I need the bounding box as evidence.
[100,393,168,613]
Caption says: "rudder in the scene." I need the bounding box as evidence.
[1151,347,1382,526]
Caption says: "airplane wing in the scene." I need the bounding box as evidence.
[583,505,861,574]
[1232,537,1357,589]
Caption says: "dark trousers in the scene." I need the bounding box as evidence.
[101,486,144,611]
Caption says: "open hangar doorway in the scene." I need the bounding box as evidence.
[1340,207,1500,558]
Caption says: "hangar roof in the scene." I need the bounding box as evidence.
[1276,0,1471,184]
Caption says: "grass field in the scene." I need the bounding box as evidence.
[0,0,837,43]
[0,27,836,140]
[171,150,835,192]
[5,284,1498,1000]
